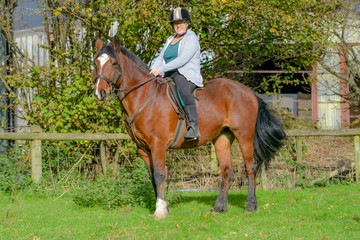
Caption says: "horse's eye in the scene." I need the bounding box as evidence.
[112,62,118,66]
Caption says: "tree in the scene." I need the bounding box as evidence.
[189,0,343,91]
[0,0,343,133]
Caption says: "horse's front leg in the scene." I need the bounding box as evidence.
[138,148,157,198]
[150,142,169,219]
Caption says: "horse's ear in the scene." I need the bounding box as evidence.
[113,36,121,52]
[95,39,103,52]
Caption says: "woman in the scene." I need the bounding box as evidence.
[150,7,203,140]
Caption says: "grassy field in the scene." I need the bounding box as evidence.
[0,184,359,240]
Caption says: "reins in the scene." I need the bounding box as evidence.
[94,75,158,100]
[125,77,162,126]
[124,77,168,153]
[118,76,157,94]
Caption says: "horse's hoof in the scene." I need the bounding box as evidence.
[153,198,170,219]
[244,207,258,213]
[210,207,228,213]
[152,211,169,219]
[210,209,218,214]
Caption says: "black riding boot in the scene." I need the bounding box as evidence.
[184,104,200,140]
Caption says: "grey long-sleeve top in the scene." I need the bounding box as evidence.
[150,29,203,87]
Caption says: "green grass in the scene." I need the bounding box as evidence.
[1,184,359,239]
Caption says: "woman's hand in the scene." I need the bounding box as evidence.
[150,68,161,77]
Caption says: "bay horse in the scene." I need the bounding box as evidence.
[93,36,286,219]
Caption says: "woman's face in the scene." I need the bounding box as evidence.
[173,20,189,36]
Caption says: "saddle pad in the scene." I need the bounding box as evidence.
[165,78,203,114]
[165,78,185,148]
[166,79,185,115]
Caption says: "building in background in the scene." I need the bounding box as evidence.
[312,3,360,129]
[0,0,46,153]
[0,32,8,153]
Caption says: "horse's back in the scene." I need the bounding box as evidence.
[196,78,258,116]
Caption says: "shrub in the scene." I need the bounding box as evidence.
[0,145,33,192]
[72,157,183,209]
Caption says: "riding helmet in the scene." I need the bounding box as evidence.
[169,7,191,23]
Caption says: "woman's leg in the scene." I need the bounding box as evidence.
[171,72,200,140]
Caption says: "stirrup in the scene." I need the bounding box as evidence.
[184,126,200,140]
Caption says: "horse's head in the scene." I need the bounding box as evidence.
[93,36,122,100]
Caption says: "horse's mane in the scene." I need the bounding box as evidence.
[120,46,151,72]
[96,43,150,72]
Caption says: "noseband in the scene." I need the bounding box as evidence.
[94,74,116,93]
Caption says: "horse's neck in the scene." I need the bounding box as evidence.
[120,53,151,89]
[119,54,155,119]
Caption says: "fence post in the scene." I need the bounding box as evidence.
[100,140,107,174]
[296,137,303,162]
[31,125,42,183]
[354,135,360,183]
[260,164,268,190]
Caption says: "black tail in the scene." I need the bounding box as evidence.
[254,96,286,173]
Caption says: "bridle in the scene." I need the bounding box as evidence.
[94,74,158,99]
[93,51,160,97]
[94,74,115,92]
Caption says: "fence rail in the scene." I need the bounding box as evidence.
[0,132,131,141]
[1,126,359,184]
[286,128,360,137]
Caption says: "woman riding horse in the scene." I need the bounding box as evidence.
[93,9,286,219]
[150,7,202,141]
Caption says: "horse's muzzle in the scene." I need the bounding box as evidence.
[94,89,107,100]
[100,89,107,100]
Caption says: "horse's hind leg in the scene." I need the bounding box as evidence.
[235,133,258,212]
[211,131,235,213]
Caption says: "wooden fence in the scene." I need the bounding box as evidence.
[1,126,359,184]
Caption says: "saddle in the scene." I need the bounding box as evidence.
[164,77,201,148]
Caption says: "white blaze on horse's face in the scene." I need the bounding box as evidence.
[94,53,110,98]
